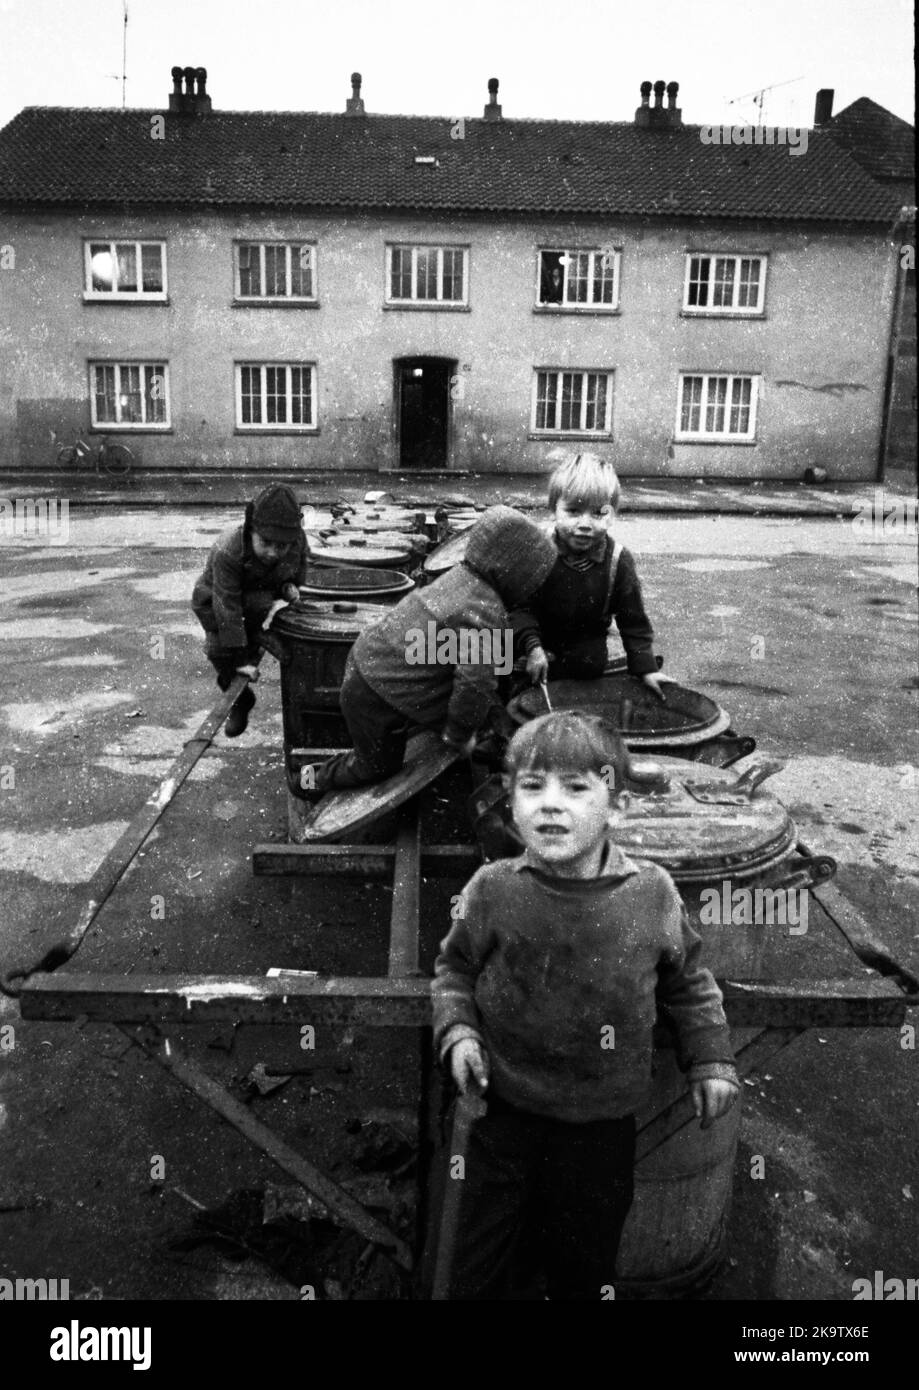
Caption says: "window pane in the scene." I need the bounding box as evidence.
[536,372,557,430]
[238,245,261,297]
[291,245,313,297]
[241,366,261,424]
[705,376,728,433]
[265,366,287,424]
[264,245,287,297]
[143,365,165,423]
[540,252,564,304]
[560,372,583,430]
[738,258,760,308]
[141,244,164,292]
[94,364,117,421]
[115,244,137,293]
[565,252,590,304]
[290,366,313,425]
[90,243,114,292]
[118,364,143,422]
[442,248,463,301]
[729,377,752,434]
[687,257,709,307]
[712,258,736,308]
[680,376,703,433]
[592,252,615,304]
[391,247,412,299]
[415,248,438,300]
[585,373,608,431]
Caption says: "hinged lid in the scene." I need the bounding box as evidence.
[271,599,387,641]
[508,673,731,747]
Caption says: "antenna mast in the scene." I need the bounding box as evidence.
[121,1,128,109]
[726,75,805,128]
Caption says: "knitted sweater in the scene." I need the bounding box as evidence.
[432,842,738,1123]
[191,522,308,650]
[509,531,658,677]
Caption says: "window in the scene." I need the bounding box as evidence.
[683,255,766,313]
[84,240,166,299]
[90,362,169,427]
[537,249,620,309]
[236,363,317,430]
[532,370,613,435]
[385,245,468,304]
[676,374,759,441]
[234,243,316,301]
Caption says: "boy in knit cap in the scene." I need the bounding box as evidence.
[432,710,739,1300]
[295,506,557,798]
[509,453,672,698]
[192,483,308,737]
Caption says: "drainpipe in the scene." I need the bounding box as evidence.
[878,204,916,482]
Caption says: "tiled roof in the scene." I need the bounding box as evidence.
[825,98,915,193]
[0,105,902,222]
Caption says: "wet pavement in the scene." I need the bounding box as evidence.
[0,500,917,1300]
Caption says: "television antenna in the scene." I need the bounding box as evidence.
[725,75,805,128]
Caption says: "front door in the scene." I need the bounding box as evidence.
[396,358,451,468]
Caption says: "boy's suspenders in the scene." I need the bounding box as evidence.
[602,539,624,620]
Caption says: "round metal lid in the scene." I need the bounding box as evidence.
[308,539,413,569]
[617,757,795,882]
[507,673,731,747]
[271,598,388,641]
[422,528,470,576]
[298,565,414,599]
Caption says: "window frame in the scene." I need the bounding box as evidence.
[233,241,319,303]
[88,361,171,429]
[83,239,168,301]
[535,247,621,311]
[681,254,767,315]
[384,243,469,307]
[675,372,760,442]
[530,368,615,438]
[234,361,319,432]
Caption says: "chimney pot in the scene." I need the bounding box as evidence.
[814,88,834,124]
[484,76,502,120]
[171,66,183,93]
[640,81,652,105]
[346,70,365,115]
[653,80,665,106]
[666,81,679,107]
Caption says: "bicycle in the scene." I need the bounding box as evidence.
[54,432,133,477]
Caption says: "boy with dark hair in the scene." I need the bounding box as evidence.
[191,483,308,737]
[510,453,672,698]
[432,710,739,1300]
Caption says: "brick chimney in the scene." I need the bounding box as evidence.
[635,80,679,128]
[814,88,834,125]
[484,77,502,121]
[346,72,365,116]
[168,65,211,114]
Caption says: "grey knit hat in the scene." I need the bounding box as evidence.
[464,505,557,608]
[249,483,303,543]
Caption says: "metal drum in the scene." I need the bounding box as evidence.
[307,536,415,570]
[420,528,471,583]
[507,673,733,756]
[297,564,414,605]
[269,599,387,770]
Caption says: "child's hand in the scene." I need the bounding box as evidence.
[449,1038,489,1096]
[262,599,291,630]
[691,1078,739,1130]
[235,664,260,682]
[641,671,677,702]
[526,646,550,684]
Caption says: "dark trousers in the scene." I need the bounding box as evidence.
[444,1094,635,1301]
[314,660,415,792]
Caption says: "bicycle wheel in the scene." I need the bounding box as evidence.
[101,442,132,476]
[56,445,78,468]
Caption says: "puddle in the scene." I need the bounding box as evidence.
[0,567,135,604]
[0,822,130,883]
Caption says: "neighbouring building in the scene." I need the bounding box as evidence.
[0,69,910,479]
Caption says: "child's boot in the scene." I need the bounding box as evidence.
[224,684,256,738]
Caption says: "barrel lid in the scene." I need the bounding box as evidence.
[617,757,795,881]
[422,528,470,575]
[298,565,414,598]
[507,673,730,747]
[271,598,387,640]
[308,539,413,569]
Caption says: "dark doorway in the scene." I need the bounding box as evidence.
[396,358,452,469]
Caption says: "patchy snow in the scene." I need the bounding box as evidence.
[0,822,130,883]
[2,690,136,735]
